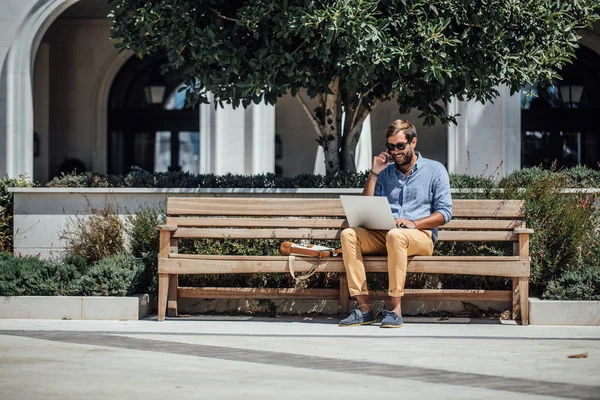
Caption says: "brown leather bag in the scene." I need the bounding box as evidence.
[279,241,342,258]
[280,241,342,282]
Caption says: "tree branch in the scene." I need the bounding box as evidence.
[343,92,356,139]
[296,93,322,137]
[351,91,394,136]
[351,85,377,131]
[316,92,325,110]
[351,102,365,135]
[208,7,242,23]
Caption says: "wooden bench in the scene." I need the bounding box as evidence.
[157,197,533,324]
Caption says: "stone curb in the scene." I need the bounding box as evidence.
[0,295,151,320]
[2,296,599,325]
[529,297,600,326]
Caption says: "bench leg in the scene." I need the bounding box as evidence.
[512,277,529,325]
[158,273,169,322]
[339,273,350,315]
[167,274,178,317]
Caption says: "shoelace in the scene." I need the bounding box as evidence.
[381,310,397,319]
[350,309,363,320]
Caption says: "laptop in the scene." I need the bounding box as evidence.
[340,195,396,230]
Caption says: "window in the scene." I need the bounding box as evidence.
[108,56,200,174]
[521,46,600,170]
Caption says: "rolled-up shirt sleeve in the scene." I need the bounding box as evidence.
[432,169,452,224]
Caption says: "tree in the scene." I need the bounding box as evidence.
[110,0,599,174]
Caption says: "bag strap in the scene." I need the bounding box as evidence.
[287,255,328,282]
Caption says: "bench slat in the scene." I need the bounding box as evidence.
[178,287,340,300]
[167,198,524,218]
[159,257,529,277]
[168,198,346,217]
[451,199,523,217]
[177,287,511,302]
[167,217,349,228]
[438,231,518,241]
[172,228,518,241]
[367,289,512,302]
[443,220,524,230]
[172,227,341,240]
[170,254,520,261]
[166,217,524,231]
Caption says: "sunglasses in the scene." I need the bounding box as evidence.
[385,141,411,152]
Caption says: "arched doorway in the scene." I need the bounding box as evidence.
[521,46,600,169]
[108,56,200,174]
[4,0,274,179]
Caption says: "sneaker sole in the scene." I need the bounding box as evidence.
[380,323,404,328]
[338,320,375,327]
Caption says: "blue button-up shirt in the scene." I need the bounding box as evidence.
[374,152,452,242]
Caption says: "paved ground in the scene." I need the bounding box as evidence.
[0,316,599,400]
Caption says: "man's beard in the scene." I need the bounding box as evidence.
[394,149,414,168]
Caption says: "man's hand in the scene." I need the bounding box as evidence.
[394,218,417,229]
[372,151,393,174]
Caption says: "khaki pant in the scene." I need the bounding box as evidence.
[340,227,434,297]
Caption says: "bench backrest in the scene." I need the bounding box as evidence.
[165,198,526,243]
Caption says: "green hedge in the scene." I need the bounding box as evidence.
[0,176,34,251]
[0,252,146,297]
[44,166,600,188]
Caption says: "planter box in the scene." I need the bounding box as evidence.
[0,294,151,320]
[529,298,600,326]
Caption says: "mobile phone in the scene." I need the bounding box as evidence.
[384,150,393,163]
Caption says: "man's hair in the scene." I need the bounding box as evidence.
[385,120,417,142]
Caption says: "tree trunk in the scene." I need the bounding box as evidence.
[340,120,363,173]
[321,77,342,175]
[296,77,388,175]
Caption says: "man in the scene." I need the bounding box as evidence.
[339,119,452,328]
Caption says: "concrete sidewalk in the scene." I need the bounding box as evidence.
[1,316,599,399]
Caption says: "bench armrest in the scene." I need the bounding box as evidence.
[513,228,534,234]
[155,224,177,232]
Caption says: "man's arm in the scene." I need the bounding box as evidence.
[362,172,378,196]
[362,150,391,196]
[395,212,445,229]
[395,167,452,229]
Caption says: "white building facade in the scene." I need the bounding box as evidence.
[2,0,599,183]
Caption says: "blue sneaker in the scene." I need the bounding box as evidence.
[339,309,375,326]
[380,310,404,328]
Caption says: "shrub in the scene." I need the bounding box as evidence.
[562,165,600,188]
[501,172,600,297]
[126,207,165,293]
[0,252,147,297]
[449,174,495,190]
[127,207,164,258]
[498,166,557,188]
[498,164,600,189]
[0,176,35,251]
[46,171,95,188]
[544,266,600,300]
[0,253,81,296]
[61,206,125,264]
[67,253,146,296]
